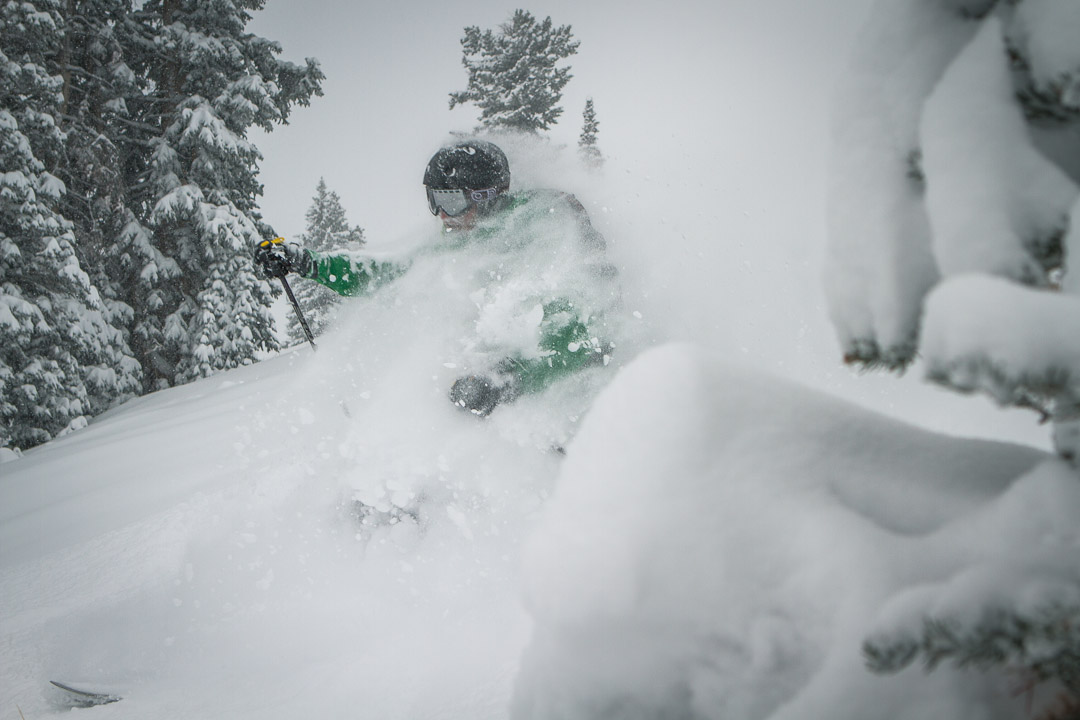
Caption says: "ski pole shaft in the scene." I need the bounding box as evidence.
[280,274,317,352]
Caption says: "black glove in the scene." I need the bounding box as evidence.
[254,237,312,278]
[449,374,518,417]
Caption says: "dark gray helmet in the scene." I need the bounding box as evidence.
[423,140,510,192]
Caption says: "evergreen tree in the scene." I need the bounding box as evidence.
[92,0,325,389]
[0,0,139,451]
[578,97,603,168]
[0,0,322,451]
[826,3,1080,705]
[449,9,578,134]
[52,0,133,254]
[0,0,142,451]
[300,178,365,251]
[288,178,364,345]
[52,0,147,405]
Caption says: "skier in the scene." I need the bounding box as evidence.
[254,139,619,417]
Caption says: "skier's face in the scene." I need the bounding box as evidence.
[427,185,501,232]
[439,205,478,232]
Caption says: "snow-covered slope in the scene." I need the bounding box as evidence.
[2,332,1062,718]
[1,343,547,718]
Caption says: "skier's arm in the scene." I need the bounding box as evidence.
[303,250,404,297]
[500,197,618,395]
[502,298,611,395]
[254,238,404,298]
[449,193,618,416]
[448,299,611,416]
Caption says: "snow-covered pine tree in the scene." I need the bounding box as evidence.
[578,97,603,168]
[826,2,1080,705]
[287,178,364,345]
[829,0,1080,452]
[449,9,578,134]
[0,0,139,451]
[98,0,324,389]
[52,0,133,247]
[50,0,146,410]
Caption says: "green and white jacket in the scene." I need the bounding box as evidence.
[299,189,620,396]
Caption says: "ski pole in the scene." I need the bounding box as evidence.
[280,273,317,352]
[259,237,318,352]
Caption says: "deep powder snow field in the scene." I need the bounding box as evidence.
[2,331,1069,720]
[0,345,542,718]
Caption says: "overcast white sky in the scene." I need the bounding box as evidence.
[248,1,875,241]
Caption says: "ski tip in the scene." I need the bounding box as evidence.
[49,680,123,706]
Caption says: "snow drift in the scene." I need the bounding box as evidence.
[514,343,1064,720]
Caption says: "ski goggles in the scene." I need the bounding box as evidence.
[426,187,501,217]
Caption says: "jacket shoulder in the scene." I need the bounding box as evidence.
[515,188,576,207]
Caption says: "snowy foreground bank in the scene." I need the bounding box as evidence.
[2,341,1070,719]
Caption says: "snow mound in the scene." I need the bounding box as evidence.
[514,343,1049,720]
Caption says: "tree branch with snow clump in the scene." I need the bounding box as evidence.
[860,460,1080,711]
[922,275,1080,408]
[830,0,1080,708]
[864,570,1080,703]
[825,2,985,369]
[1009,0,1080,122]
[923,274,1080,457]
[826,5,1080,372]
[921,18,1075,287]
[827,3,1080,457]
[866,601,1080,693]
